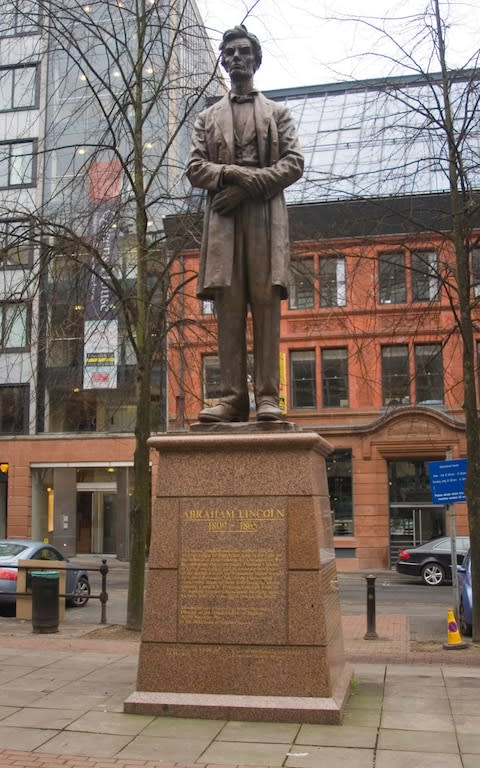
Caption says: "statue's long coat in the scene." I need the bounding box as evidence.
[187,92,304,300]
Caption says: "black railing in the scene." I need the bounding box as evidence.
[0,558,109,624]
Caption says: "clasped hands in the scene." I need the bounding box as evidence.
[211,165,264,216]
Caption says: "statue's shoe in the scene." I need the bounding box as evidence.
[198,402,249,423]
[256,399,283,421]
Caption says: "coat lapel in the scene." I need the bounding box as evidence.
[213,95,235,162]
[254,93,273,167]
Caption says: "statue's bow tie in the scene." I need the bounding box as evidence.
[231,94,255,103]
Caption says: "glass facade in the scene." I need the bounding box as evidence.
[0,385,29,433]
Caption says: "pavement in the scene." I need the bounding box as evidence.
[0,567,479,768]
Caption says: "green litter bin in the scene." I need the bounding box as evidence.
[31,570,59,634]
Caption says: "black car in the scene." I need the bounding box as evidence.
[396,536,470,585]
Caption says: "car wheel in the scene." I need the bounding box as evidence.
[459,598,472,637]
[71,576,90,607]
[421,562,445,585]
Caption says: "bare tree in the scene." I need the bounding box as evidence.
[318,0,480,639]
[1,0,225,629]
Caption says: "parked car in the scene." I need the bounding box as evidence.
[457,549,472,636]
[396,536,470,585]
[0,539,90,612]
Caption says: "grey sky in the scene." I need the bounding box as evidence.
[197,0,480,90]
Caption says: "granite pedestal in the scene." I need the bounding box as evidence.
[125,427,352,723]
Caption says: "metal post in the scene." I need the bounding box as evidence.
[448,502,459,618]
[364,574,378,640]
[99,559,109,624]
[445,450,459,619]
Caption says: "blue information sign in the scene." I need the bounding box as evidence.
[427,459,468,504]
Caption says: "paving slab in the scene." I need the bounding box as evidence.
[117,735,219,763]
[377,728,459,753]
[34,731,133,757]
[296,723,377,748]
[0,705,19,720]
[463,755,480,768]
[348,690,384,709]
[197,739,293,767]
[452,714,480,734]
[2,707,82,730]
[217,721,300,743]
[342,707,382,727]
[137,715,226,740]
[385,665,445,678]
[381,711,455,732]
[284,744,374,768]
[375,750,463,768]
[65,710,154,735]
[382,695,452,713]
[0,689,46,707]
[0,724,58,751]
[457,733,480,753]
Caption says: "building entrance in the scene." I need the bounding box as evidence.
[389,504,445,564]
[388,459,446,565]
[76,490,116,554]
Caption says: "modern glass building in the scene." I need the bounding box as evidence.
[0,0,222,555]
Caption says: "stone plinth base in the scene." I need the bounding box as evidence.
[125,662,352,724]
[126,429,351,723]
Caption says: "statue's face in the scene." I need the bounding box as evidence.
[222,36,257,81]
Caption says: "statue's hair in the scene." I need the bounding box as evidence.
[219,25,262,70]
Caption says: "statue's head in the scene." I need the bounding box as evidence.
[219,25,262,73]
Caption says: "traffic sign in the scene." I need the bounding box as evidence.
[427,459,467,504]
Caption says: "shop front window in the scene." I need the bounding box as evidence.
[327,449,353,535]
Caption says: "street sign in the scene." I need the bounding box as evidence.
[427,459,468,504]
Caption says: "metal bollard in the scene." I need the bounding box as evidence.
[364,574,378,640]
[99,559,109,624]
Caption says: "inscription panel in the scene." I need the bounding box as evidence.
[178,499,287,644]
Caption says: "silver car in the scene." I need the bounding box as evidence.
[0,539,90,612]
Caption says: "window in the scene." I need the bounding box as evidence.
[472,249,480,297]
[202,354,254,403]
[382,345,410,405]
[289,258,314,309]
[290,350,316,408]
[322,348,348,407]
[0,2,40,36]
[203,355,222,401]
[0,66,37,111]
[327,449,353,536]
[202,300,214,315]
[412,251,440,302]
[378,252,406,304]
[414,344,443,404]
[2,303,29,349]
[0,220,33,267]
[0,385,29,434]
[320,256,346,307]
[0,141,36,187]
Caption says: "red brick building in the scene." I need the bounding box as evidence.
[166,192,476,570]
